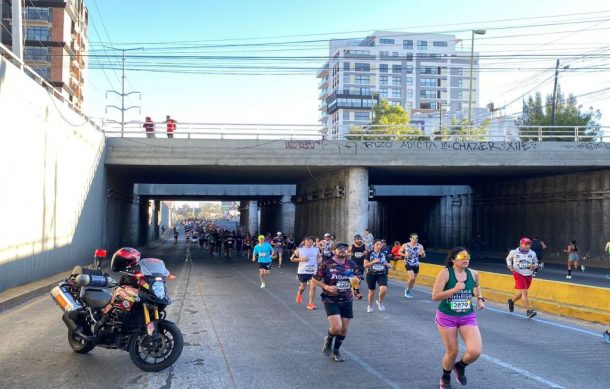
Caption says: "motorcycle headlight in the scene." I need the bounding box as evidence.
[152,280,166,299]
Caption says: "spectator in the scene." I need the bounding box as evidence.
[143,116,155,138]
[166,115,176,139]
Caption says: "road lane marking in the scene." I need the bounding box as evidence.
[232,267,402,389]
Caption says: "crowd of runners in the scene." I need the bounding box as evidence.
[174,220,610,388]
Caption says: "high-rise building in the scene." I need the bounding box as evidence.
[318,31,481,137]
[1,0,88,108]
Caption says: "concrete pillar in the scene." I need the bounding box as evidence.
[345,167,369,243]
[239,201,249,230]
[279,195,295,235]
[247,200,259,235]
[151,200,160,241]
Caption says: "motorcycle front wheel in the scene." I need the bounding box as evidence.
[128,320,184,372]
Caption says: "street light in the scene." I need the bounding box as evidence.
[468,29,486,126]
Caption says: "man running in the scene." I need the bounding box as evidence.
[506,237,539,318]
[400,233,426,299]
[252,235,273,288]
[224,231,235,258]
[362,228,374,251]
[319,233,335,260]
[272,232,285,267]
[349,235,367,300]
[364,240,391,313]
[311,242,362,362]
[291,236,321,310]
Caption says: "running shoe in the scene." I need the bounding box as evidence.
[566,275,572,279]
[296,293,303,304]
[376,300,386,311]
[331,350,345,362]
[260,282,266,288]
[507,299,514,312]
[603,331,610,344]
[406,289,414,299]
[322,336,333,356]
[581,265,586,271]
[355,292,363,300]
[453,363,467,385]
[526,309,537,319]
[306,304,316,310]
[439,376,452,389]
[404,289,409,298]
[367,305,374,313]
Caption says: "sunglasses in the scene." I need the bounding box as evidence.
[410,236,419,240]
[455,252,470,261]
[336,246,349,250]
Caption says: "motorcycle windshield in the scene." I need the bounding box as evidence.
[139,258,170,277]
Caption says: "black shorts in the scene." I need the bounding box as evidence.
[323,302,353,319]
[366,273,388,290]
[406,264,420,273]
[297,274,314,283]
[258,262,271,270]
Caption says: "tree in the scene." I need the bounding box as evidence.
[433,117,491,141]
[517,85,601,141]
[346,99,425,140]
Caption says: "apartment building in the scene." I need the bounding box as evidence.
[1,0,88,108]
[317,31,480,136]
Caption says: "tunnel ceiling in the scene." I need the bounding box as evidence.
[109,165,605,186]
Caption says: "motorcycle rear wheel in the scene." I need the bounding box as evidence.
[128,320,183,372]
[68,328,96,354]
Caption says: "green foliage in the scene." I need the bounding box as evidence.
[517,86,601,141]
[346,99,426,140]
[432,118,491,141]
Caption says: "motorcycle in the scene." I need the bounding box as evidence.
[50,249,183,372]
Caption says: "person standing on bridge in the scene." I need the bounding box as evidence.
[291,236,321,310]
[311,242,361,362]
[506,237,538,319]
[253,234,273,288]
[432,248,484,389]
[143,116,155,138]
[399,233,426,299]
[166,115,176,139]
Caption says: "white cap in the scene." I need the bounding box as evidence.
[277,231,282,235]
[324,233,331,237]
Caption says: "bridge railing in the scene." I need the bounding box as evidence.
[104,122,610,142]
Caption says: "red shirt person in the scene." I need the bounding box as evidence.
[143,116,155,138]
[166,115,176,138]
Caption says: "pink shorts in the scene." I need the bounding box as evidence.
[513,272,533,290]
[435,310,478,328]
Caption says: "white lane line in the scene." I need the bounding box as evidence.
[388,279,602,337]
[233,268,402,389]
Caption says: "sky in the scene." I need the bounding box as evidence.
[83,0,610,127]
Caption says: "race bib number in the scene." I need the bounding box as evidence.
[371,264,385,272]
[259,252,267,258]
[336,280,350,291]
[449,299,472,313]
[354,252,363,258]
[304,265,315,273]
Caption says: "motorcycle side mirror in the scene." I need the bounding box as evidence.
[94,249,107,259]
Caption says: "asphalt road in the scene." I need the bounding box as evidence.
[1,236,609,389]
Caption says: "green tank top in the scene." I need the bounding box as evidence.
[437,267,475,316]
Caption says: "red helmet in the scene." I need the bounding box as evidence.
[520,237,532,246]
[111,247,141,272]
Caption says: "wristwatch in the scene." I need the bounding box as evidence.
[477,297,485,302]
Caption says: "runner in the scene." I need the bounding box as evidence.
[290,236,321,310]
[173,227,178,244]
[349,235,367,300]
[319,233,335,260]
[506,237,539,318]
[390,241,402,270]
[432,248,484,389]
[224,231,235,258]
[399,233,426,299]
[311,242,362,362]
[530,236,547,276]
[252,235,273,288]
[207,230,217,257]
[564,239,584,279]
[272,232,285,267]
[364,240,391,313]
[362,228,374,251]
[243,232,253,259]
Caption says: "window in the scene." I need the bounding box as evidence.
[25,47,50,62]
[406,53,413,61]
[343,74,350,83]
[355,63,370,71]
[380,76,388,86]
[457,91,464,99]
[392,64,402,73]
[361,88,371,95]
[380,38,395,44]
[406,77,413,86]
[433,41,448,47]
[30,66,50,80]
[406,65,413,74]
[391,52,399,57]
[392,76,401,86]
[363,99,375,108]
[407,90,413,98]
[417,40,427,50]
[355,75,370,84]
[420,66,436,75]
[454,68,463,76]
[344,62,350,71]
[380,88,388,98]
[343,111,350,121]
[403,40,413,49]
[380,64,388,73]
[379,51,389,57]
[392,89,401,98]
[354,112,370,121]
[26,26,50,41]
[345,49,370,55]
[420,78,438,87]
[456,79,463,88]
[25,7,51,22]
[391,101,401,106]
[420,90,437,99]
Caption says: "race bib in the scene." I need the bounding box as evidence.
[354,252,363,258]
[336,280,350,291]
[371,264,385,272]
[449,299,472,313]
[304,265,315,273]
[259,252,267,258]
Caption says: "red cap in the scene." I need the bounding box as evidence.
[520,237,532,245]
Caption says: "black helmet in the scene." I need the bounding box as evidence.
[111,247,141,272]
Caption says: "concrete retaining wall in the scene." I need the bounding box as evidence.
[0,57,106,292]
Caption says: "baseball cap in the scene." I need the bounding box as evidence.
[258,235,265,240]
[276,232,282,235]
[324,233,331,237]
[335,242,349,249]
[520,237,532,245]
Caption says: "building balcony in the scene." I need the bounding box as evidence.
[317,63,329,78]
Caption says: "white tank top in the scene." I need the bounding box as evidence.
[297,247,320,274]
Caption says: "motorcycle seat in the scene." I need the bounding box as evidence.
[83,288,112,309]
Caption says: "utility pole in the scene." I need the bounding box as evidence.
[550,59,560,127]
[105,49,142,137]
